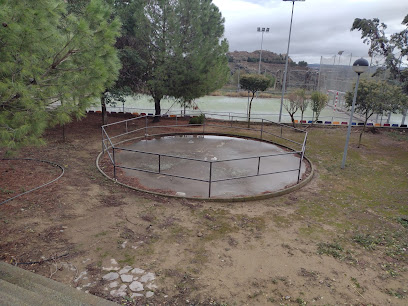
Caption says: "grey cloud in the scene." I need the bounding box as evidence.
[216,0,407,63]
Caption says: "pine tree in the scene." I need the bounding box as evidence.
[168,0,230,104]
[0,0,120,149]
[116,0,229,121]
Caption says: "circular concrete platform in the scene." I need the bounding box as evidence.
[113,134,308,199]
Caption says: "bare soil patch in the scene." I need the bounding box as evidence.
[1,113,407,305]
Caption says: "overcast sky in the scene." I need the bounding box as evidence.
[212,0,407,64]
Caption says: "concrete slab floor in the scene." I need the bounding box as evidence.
[115,135,307,198]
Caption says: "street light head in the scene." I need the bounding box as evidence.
[352,58,369,74]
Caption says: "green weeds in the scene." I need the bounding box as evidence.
[317,242,343,258]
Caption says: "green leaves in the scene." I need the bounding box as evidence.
[239,74,271,94]
[345,80,403,120]
[310,91,328,121]
[0,0,120,149]
[115,0,229,114]
[351,15,408,96]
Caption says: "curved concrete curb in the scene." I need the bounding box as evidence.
[96,133,314,202]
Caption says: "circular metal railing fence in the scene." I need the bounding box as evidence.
[100,113,308,198]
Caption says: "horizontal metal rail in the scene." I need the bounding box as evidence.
[212,168,300,183]
[115,146,300,164]
[115,164,301,184]
[115,165,209,182]
[211,151,300,163]
[101,112,308,198]
[115,147,209,163]
[262,130,303,146]
[107,126,145,141]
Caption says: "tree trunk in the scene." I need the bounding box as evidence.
[247,93,255,128]
[358,117,368,148]
[153,97,161,123]
[101,95,108,126]
[300,111,304,126]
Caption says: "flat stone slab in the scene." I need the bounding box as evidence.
[131,268,145,274]
[119,266,132,274]
[129,281,144,292]
[102,272,119,281]
[110,284,127,298]
[101,261,157,299]
[139,272,155,283]
[131,293,143,298]
[120,274,133,283]
[146,291,154,298]
[109,281,118,288]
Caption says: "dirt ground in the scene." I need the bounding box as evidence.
[1,113,407,305]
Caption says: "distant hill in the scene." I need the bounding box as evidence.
[307,63,320,69]
[226,50,318,90]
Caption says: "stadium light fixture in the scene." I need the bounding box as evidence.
[257,27,270,74]
[279,0,305,123]
[341,58,369,169]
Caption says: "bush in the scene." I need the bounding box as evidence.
[189,114,205,124]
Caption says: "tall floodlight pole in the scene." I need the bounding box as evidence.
[279,0,305,123]
[341,58,369,169]
[338,50,344,65]
[257,27,270,74]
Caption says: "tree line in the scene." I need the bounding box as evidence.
[0,0,229,150]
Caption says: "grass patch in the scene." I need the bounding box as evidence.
[94,231,108,238]
[352,230,408,262]
[385,288,407,299]
[317,242,343,259]
[0,187,15,194]
[397,217,408,229]
[352,233,381,250]
[198,208,236,241]
[118,253,135,266]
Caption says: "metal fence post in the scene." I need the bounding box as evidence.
[203,116,205,134]
[101,127,105,154]
[257,157,261,175]
[280,126,283,137]
[208,162,213,198]
[145,116,147,139]
[297,150,304,184]
[297,135,307,183]
[231,116,233,127]
[113,147,116,179]
[158,154,161,173]
[261,119,264,139]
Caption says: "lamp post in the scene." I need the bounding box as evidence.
[257,27,269,74]
[341,58,369,169]
[279,0,305,123]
